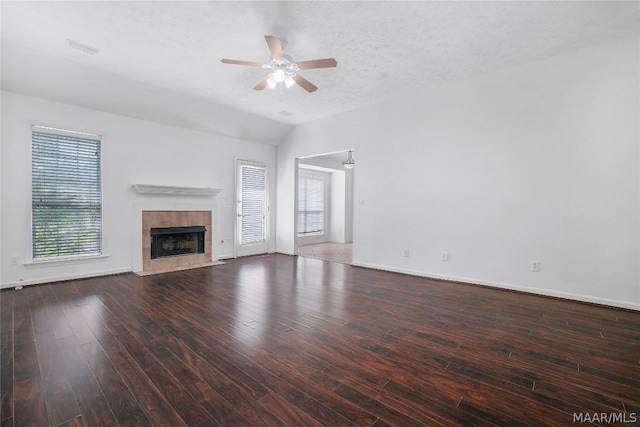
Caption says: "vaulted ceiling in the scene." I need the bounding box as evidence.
[2,1,638,144]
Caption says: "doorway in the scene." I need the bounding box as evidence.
[295,150,354,264]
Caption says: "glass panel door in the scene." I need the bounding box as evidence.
[236,160,269,256]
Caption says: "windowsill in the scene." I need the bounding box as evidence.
[23,253,110,268]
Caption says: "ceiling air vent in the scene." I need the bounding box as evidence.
[67,39,101,55]
[278,110,294,117]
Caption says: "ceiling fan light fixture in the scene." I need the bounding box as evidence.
[284,73,295,88]
[221,35,337,93]
[273,69,285,83]
[342,151,355,169]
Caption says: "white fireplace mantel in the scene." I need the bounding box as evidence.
[132,184,222,197]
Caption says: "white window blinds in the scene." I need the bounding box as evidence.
[240,164,267,245]
[298,173,325,235]
[31,128,102,260]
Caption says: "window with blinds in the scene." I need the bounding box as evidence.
[240,163,267,245]
[298,172,325,236]
[31,127,102,260]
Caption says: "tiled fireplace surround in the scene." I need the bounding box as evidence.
[142,210,212,274]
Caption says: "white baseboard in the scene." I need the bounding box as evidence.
[217,253,235,260]
[1,267,132,290]
[350,261,640,312]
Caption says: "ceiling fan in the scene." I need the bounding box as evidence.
[221,35,337,93]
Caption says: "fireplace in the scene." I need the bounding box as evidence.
[141,210,213,274]
[151,226,206,259]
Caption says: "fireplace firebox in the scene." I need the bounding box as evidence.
[150,226,206,259]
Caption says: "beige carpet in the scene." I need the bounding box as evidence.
[298,242,352,264]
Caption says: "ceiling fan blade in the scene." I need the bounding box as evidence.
[221,59,265,67]
[292,74,318,92]
[265,35,284,60]
[253,74,271,90]
[295,58,338,70]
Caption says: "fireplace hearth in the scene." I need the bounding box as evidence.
[151,226,205,259]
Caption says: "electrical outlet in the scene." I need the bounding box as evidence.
[531,261,540,272]
[403,249,410,258]
[442,252,449,262]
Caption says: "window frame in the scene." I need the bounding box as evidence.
[29,124,105,263]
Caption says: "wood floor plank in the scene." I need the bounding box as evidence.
[107,330,212,426]
[12,297,34,348]
[13,340,38,386]
[0,291,13,332]
[323,365,470,426]
[259,392,324,427]
[89,286,262,425]
[107,349,188,427]
[2,254,639,426]
[56,417,86,427]
[58,335,118,427]
[38,285,75,339]
[35,332,81,426]
[28,292,53,338]
[0,330,12,423]
[187,324,311,406]
[80,341,151,426]
[144,323,239,396]
[220,386,285,427]
[145,340,252,427]
[203,324,344,395]
[14,376,48,427]
[160,325,270,400]
[200,331,379,427]
[0,292,13,422]
[298,398,360,427]
[333,382,445,427]
[63,303,97,346]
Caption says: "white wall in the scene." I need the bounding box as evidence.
[1,91,277,288]
[277,37,639,310]
[329,171,346,243]
[345,166,354,244]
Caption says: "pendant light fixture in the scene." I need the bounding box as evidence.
[342,150,355,169]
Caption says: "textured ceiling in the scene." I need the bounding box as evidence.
[1,1,638,144]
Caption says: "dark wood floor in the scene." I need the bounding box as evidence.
[1,254,639,426]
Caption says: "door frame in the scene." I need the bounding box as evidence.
[235,159,270,258]
[294,150,355,257]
